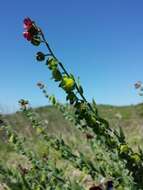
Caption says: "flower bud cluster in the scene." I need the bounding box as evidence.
[23,17,41,46]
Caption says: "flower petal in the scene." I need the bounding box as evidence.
[23,17,32,25]
[23,17,32,30]
[23,31,32,41]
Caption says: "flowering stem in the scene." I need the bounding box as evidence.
[40,31,97,111]
[40,29,118,138]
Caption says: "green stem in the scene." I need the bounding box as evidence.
[40,30,117,136]
[40,31,98,112]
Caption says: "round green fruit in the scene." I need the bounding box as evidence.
[47,58,58,70]
[62,76,75,91]
[131,153,141,163]
[119,144,129,154]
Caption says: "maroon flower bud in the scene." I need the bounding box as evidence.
[23,17,32,30]
[23,31,32,41]
[23,17,40,43]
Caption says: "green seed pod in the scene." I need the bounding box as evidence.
[117,185,124,190]
[9,134,17,143]
[130,153,141,164]
[62,76,75,92]
[9,134,14,143]
[79,102,88,113]
[31,36,41,46]
[52,69,62,81]
[66,92,77,104]
[36,52,45,61]
[119,144,129,154]
[109,138,117,147]
[35,185,40,190]
[85,114,97,127]
[46,58,58,70]
[36,127,44,134]
[41,173,46,182]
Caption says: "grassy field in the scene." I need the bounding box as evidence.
[1,103,143,155]
[0,103,143,189]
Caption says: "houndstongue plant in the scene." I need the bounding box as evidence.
[22,17,143,189]
[1,17,142,190]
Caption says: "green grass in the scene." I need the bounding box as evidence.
[97,103,143,150]
[2,103,143,145]
[0,103,142,189]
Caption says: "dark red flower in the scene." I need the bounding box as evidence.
[23,31,32,41]
[23,17,32,30]
[23,17,41,45]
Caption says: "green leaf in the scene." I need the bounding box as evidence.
[31,36,41,46]
[47,58,58,70]
[52,69,62,81]
[49,95,57,105]
[78,85,83,94]
[118,126,126,143]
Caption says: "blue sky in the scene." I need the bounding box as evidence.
[1,0,143,112]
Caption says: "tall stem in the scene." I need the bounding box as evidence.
[40,31,94,110]
[40,30,116,134]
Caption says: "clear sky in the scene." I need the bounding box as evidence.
[1,0,143,112]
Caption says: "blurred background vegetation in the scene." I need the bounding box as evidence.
[1,103,143,166]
